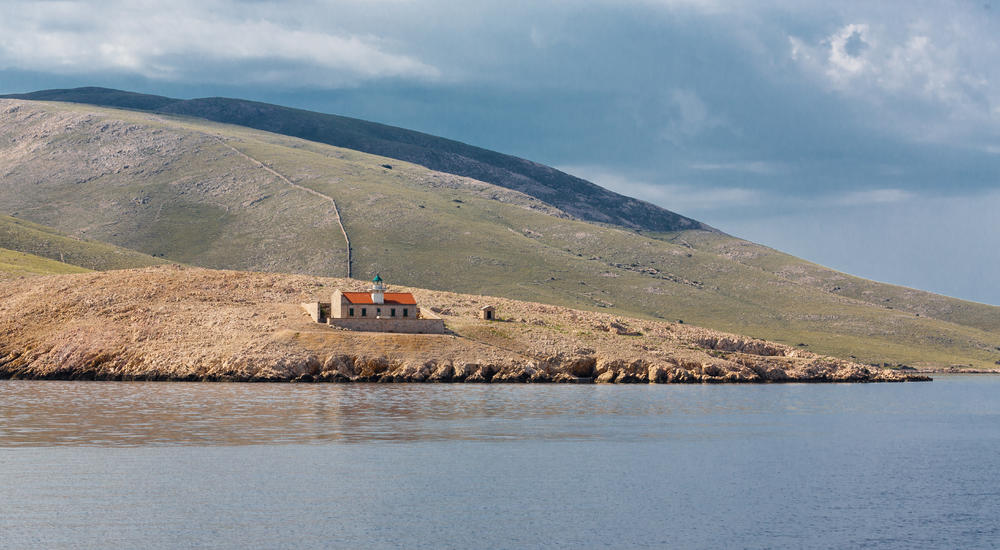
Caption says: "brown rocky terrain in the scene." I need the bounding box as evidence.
[0,266,928,383]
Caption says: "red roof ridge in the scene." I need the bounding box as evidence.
[340,291,417,305]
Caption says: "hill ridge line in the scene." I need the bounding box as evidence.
[0,88,707,233]
[213,136,353,278]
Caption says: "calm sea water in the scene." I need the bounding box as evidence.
[1,376,998,549]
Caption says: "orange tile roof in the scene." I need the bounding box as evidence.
[342,292,417,305]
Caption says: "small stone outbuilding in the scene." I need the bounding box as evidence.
[479,305,496,320]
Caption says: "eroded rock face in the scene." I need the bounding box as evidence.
[567,356,597,378]
[0,347,924,383]
[695,336,788,357]
[428,362,455,382]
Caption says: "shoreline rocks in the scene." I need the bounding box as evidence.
[0,352,930,384]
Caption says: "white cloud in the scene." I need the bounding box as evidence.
[825,23,871,84]
[564,163,925,218]
[559,165,760,214]
[626,0,727,12]
[661,88,727,143]
[789,18,997,137]
[0,1,440,86]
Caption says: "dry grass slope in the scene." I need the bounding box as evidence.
[0,266,925,383]
[0,247,90,278]
[0,214,167,271]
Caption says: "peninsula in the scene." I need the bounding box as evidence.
[0,266,928,383]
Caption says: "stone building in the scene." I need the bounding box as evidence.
[302,274,445,334]
[331,274,417,320]
[479,305,496,320]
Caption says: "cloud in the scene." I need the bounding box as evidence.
[559,165,760,215]
[689,161,784,175]
[724,188,1000,305]
[661,88,727,143]
[564,162,920,220]
[789,16,997,142]
[825,23,871,83]
[834,188,913,205]
[0,1,440,87]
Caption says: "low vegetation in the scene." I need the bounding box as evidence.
[0,248,89,278]
[0,266,926,383]
[0,214,167,271]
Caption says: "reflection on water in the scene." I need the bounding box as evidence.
[0,377,991,447]
[0,381,776,446]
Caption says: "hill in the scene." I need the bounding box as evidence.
[1,87,704,232]
[0,214,168,271]
[0,248,90,278]
[0,266,924,383]
[0,97,997,370]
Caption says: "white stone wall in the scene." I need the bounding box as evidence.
[301,302,322,322]
[328,317,445,334]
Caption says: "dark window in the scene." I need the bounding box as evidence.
[349,307,354,317]
[403,309,408,317]
[361,308,367,317]
[377,307,382,317]
[391,308,396,317]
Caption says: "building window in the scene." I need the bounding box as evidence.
[402,308,408,317]
[377,307,382,317]
[349,307,354,317]
[361,308,367,317]
[391,308,396,317]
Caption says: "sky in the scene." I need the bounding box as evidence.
[1,0,998,304]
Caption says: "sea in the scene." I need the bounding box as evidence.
[1,375,998,549]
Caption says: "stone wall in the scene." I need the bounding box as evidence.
[301,302,322,323]
[328,309,445,334]
[418,307,442,320]
[305,303,442,333]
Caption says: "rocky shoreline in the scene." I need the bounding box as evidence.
[0,267,931,384]
[0,353,930,383]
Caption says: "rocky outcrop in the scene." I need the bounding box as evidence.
[694,336,789,357]
[0,345,925,384]
[0,349,925,384]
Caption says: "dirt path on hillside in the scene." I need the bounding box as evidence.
[214,137,352,278]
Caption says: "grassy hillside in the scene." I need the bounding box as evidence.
[1,87,705,232]
[0,248,90,278]
[0,98,998,370]
[0,214,168,271]
[664,230,1000,333]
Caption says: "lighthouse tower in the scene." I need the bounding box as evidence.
[369,274,386,304]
